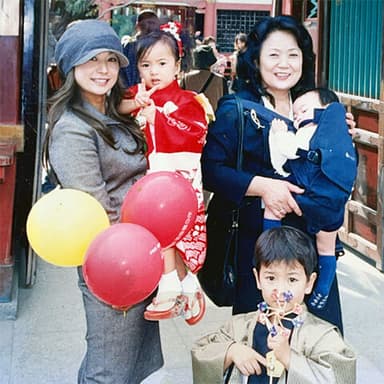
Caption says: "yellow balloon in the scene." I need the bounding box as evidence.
[27,188,110,266]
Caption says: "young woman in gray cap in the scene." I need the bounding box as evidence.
[43,19,163,384]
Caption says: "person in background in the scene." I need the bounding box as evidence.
[192,226,356,384]
[202,36,219,55]
[203,35,228,77]
[180,44,228,111]
[194,30,204,46]
[120,30,209,325]
[230,32,248,92]
[201,15,356,332]
[121,9,161,87]
[43,19,164,383]
[234,32,247,52]
[179,23,195,73]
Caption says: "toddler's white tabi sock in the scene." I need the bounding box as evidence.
[157,269,181,294]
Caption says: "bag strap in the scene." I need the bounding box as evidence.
[229,95,245,236]
[233,95,244,171]
[296,148,321,164]
[199,72,215,94]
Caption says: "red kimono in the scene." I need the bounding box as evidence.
[127,80,208,273]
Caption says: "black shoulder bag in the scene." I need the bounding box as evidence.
[198,95,244,307]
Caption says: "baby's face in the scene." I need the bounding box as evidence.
[293,91,322,129]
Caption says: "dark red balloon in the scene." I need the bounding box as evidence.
[121,171,198,248]
[83,223,163,307]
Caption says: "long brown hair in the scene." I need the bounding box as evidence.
[43,70,146,169]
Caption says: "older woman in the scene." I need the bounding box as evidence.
[202,15,350,332]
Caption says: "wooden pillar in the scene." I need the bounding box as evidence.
[281,0,293,15]
[379,12,384,271]
[204,1,216,38]
[0,1,21,302]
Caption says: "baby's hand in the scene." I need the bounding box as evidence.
[135,79,159,108]
[227,343,266,376]
[267,326,291,369]
[271,118,288,133]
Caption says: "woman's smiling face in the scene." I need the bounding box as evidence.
[259,30,303,96]
[74,51,120,107]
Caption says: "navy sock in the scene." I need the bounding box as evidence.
[263,218,281,231]
[309,255,336,309]
[315,255,336,295]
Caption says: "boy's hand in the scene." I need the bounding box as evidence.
[267,326,291,369]
[226,343,266,376]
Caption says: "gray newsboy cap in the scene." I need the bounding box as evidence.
[55,19,129,76]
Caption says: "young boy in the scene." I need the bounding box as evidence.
[264,88,358,310]
[191,226,356,383]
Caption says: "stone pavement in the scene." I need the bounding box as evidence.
[1,250,384,384]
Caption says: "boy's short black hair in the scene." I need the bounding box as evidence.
[295,87,340,105]
[253,226,317,279]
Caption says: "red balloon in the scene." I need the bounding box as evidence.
[83,223,163,307]
[121,171,198,248]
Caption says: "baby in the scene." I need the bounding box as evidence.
[265,88,358,310]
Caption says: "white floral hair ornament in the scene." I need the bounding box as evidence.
[160,21,183,57]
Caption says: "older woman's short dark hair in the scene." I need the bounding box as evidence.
[239,15,316,100]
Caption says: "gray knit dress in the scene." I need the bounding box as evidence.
[49,102,164,384]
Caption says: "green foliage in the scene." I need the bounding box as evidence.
[65,0,98,18]
[50,0,99,39]
[112,14,136,39]
[53,0,98,19]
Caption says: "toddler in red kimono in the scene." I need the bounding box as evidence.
[120,27,209,325]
